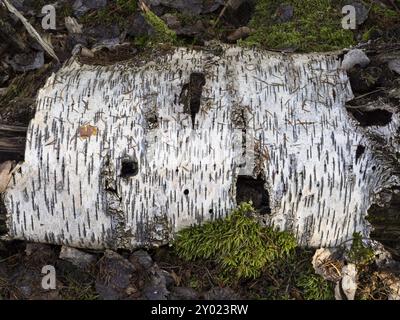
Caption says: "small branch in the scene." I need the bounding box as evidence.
[213,0,232,28]
[347,88,385,103]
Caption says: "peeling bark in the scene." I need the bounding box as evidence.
[3,46,400,250]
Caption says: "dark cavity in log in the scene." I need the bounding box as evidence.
[368,188,400,260]
[236,175,271,215]
[0,200,7,236]
[120,158,139,179]
[348,109,393,127]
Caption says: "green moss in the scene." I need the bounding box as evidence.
[296,274,334,300]
[346,232,375,266]
[173,202,297,282]
[79,1,175,46]
[132,35,150,48]
[143,8,177,44]
[79,0,137,28]
[243,0,355,52]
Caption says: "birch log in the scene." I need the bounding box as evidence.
[3,46,400,250]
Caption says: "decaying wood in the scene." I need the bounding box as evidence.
[3,46,400,250]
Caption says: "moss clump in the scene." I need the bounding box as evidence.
[346,232,375,266]
[296,274,334,300]
[143,8,177,44]
[243,0,355,52]
[174,202,297,281]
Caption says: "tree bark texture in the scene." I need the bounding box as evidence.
[3,46,400,250]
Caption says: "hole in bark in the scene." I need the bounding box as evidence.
[356,145,366,163]
[146,115,158,129]
[184,189,189,196]
[347,109,392,127]
[120,159,138,178]
[236,175,271,215]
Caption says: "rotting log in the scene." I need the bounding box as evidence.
[3,45,400,250]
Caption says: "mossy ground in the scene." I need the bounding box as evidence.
[243,0,355,52]
[75,0,399,52]
[171,202,334,300]
[174,202,297,281]
[344,233,397,300]
[168,214,395,300]
[142,7,177,44]
[243,0,399,52]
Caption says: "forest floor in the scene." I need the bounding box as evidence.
[0,0,399,300]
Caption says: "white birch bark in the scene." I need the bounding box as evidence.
[3,46,400,249]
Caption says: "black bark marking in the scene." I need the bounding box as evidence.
[355,145,366,163]
[179,72,206,129]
